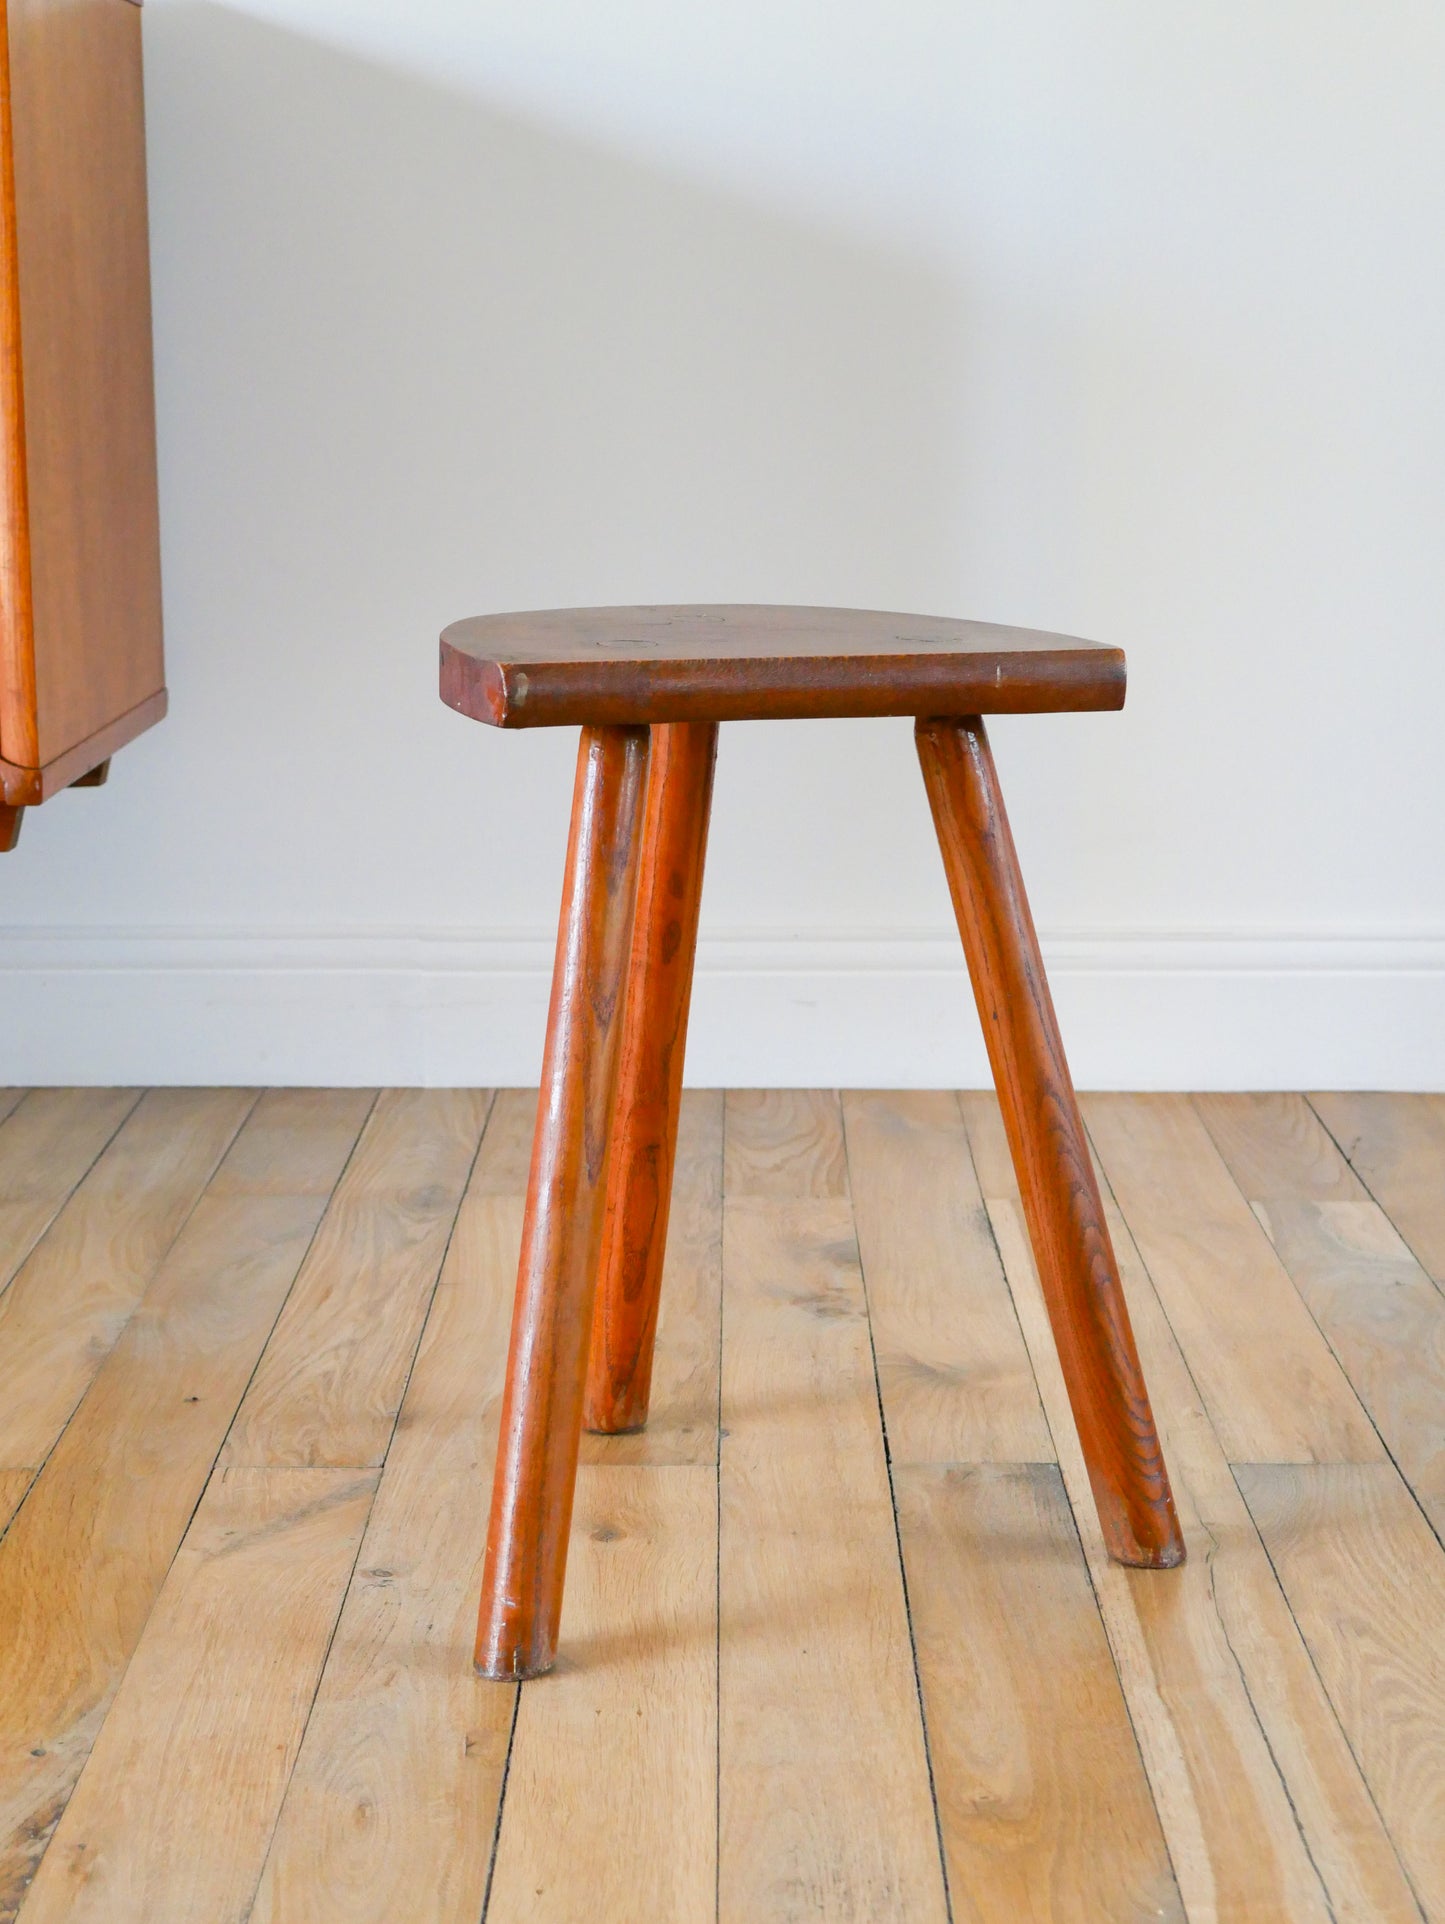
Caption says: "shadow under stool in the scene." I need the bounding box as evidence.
[439,604,1186,1680]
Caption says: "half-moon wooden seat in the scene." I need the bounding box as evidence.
[440,603,1125,726]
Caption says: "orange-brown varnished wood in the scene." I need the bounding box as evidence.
[915,715,1183,1569]
[440,604,1125,728]
[0,0,163,773]
[0,689,166,806]
[586,721,717,1435]
[475,724,650,1679]
[0,802,17,850]
[0,0,34,759]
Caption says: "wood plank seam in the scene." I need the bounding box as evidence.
[0,1087,145,1316]
[231,1471,390,1924]
[1073,1142,1417,1917]
[1228,1464,1433,1923]
[230,1128,506,1924]
[1199,1101,1445,1562]
[1081,1104,1384,1467]
[319,1092,496,1477]
[1192,1504,1369,1910]
[207,1089,382,1487]
[953,1092,1186,1908]
[154,1089,385,1595]
[6,1089,262,1490]
[479,1688,522,1924]
[839,1096,958,1924]
[0,1091,377,1915]
[1305,1096,1445,1308]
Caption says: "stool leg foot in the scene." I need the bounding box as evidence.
[475,724,651,1679]
[916,716,1185,1570]
[585,722,717,1435]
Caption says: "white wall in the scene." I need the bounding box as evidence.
[4,0,1443,1087]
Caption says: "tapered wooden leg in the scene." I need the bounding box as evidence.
[916,716,1185,1569]
[585,722,718,1434]
[0,804,22,851]
[475,723,651,1678]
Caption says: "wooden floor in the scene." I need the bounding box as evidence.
[0,1088,1442,1922]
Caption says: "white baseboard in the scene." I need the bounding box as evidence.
[2,928,1442,1089]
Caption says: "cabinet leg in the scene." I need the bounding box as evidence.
[0,805,22,852]
[916,715,1184,1569]
[73,758,110,787]
[585,722,717,1434]
[475,723,651,1678]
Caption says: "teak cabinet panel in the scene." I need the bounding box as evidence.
[0,0,165,812]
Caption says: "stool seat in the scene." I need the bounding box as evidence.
[440,603,1126,727]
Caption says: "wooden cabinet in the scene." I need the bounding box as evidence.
[0,0,165,849]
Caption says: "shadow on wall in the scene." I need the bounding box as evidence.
[126,3,967,930]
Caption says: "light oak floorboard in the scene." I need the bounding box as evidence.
[0,1088,257,1466]
[581,1089,724,1467]
[0,1089,141,1303]
[467,1086,537,1196]
[895,1462,1181,1923]
[15,1467,377,1924]
[1193,1093,1368,1205]
[719,1098,948,1924]
[1252,1203,1445,1543]
[207,1086,378,1196]
[0,1094,24,1129]
[249,1089,531,1924]
[723,1087,848,1199]
[1239,1462,1445,1921]
[0,1089,370,1920]
[1083,1092,1382,1465]
[842,1089,1051,1465]
[222,1088,491,1468]
[962,1094,1423,1923]
[1197,1094,1445,1542]
[488,1465,717,1924]
[1310,1093,1445,1290]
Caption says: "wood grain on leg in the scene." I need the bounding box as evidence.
[579,1090,724,1468]
[476,723,650,1679]
[915,716,1182,1568]
[586,720,717,1435]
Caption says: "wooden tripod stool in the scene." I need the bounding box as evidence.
[440,605,1185,1680]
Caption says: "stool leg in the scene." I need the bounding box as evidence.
[916,716,1185,1569]
[475,723,651,1678]
[585,722,718,1434]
